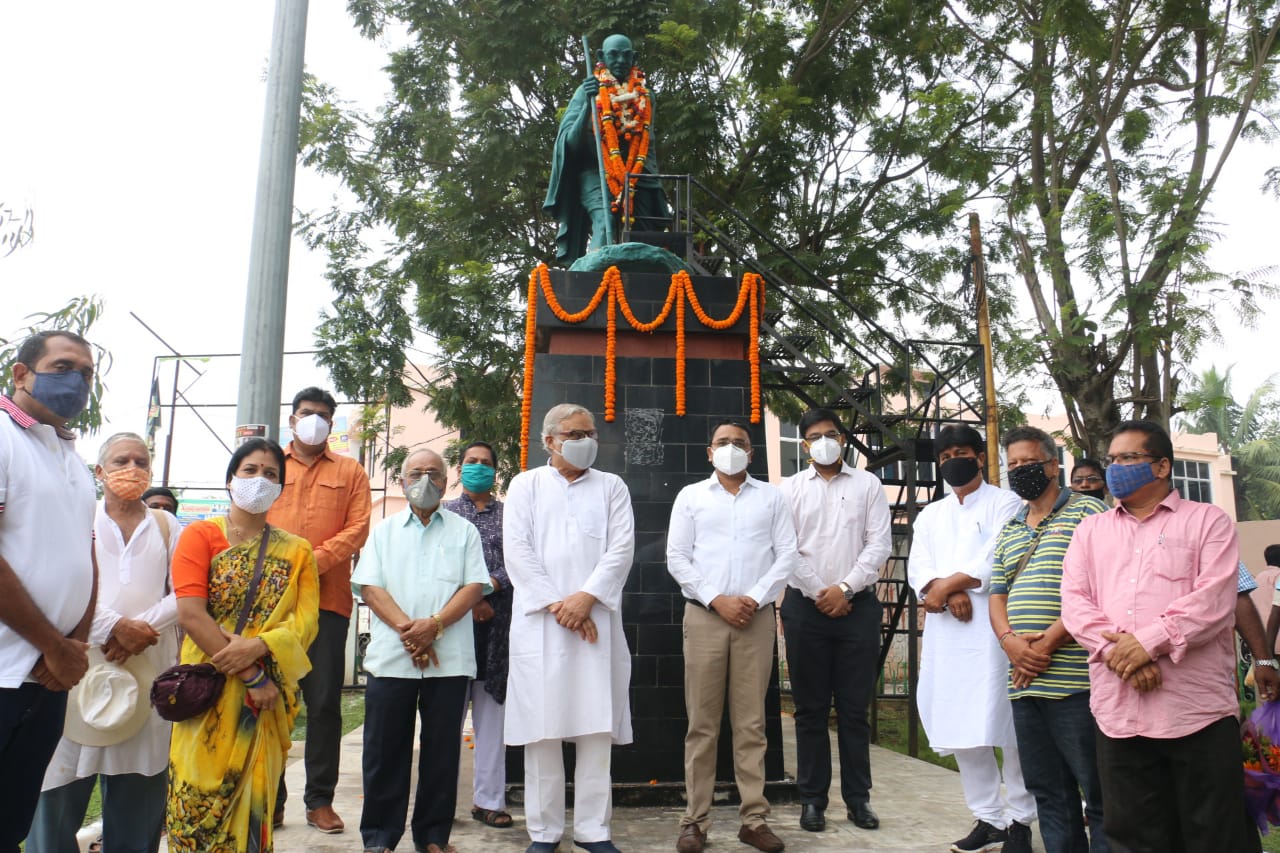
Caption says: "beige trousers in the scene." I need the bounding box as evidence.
[680,601,776,831]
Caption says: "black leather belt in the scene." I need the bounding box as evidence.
[786,585,873,602]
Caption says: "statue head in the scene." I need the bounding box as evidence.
[597,34,635,81]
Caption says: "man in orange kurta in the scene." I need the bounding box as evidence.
[267,387,371,834]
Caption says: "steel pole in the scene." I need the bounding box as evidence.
[236,0,309,442]
[970,212,1001,479]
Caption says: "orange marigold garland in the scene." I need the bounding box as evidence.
[520,264,765,460]
[519,267,541,469]
[594,62,651,222]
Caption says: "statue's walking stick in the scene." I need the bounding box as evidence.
[582,35,615,247]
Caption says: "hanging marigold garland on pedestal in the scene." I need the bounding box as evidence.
[594,62,651,221]
[520,264,763,468]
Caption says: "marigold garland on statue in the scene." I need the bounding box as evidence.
[594,62,651,222]
[520,264,764,468]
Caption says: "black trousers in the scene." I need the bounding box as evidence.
[360,674,469,850]
[780,587,882,810]
[278,609,350,810]
[0,684,67,853]
[1096,715,1260,853]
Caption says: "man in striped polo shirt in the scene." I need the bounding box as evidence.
[990,426,1109,853]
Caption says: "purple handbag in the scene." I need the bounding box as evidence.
[150,526,270,722]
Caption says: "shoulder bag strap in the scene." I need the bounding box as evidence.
[1006,492,1083,590]
[233,525,271,636]
[151,508,172,595]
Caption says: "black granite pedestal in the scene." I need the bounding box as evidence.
[506,269,796,808]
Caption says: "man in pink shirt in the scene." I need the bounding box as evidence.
[1061,420,1259,852]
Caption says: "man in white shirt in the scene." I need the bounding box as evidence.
[667,420,798,853]
[0,330,97,850]
[778,408,891,834]
[352,448,490,853]
[908,425,1035,853]
[503,404,635,853]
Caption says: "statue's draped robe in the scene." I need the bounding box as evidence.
[544,82,669,265]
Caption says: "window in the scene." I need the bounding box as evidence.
[778,420,805,479]
[1172,459,1213,503]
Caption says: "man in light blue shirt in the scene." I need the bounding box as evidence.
[352,449,491,853]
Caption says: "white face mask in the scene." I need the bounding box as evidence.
[712,444,750,476]
[556,436,598,470]
[293,413,331,446]
[228,476,283,514]
[807,436,843,466]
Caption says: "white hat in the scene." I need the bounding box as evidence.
[63,647,158,747]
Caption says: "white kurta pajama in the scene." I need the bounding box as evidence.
[503,463,635,844]
[908,481,1035,828]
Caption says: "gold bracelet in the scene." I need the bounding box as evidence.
[431,613,445,638]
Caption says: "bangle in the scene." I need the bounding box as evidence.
[998,630,1016,647]
[431,613,446,638]
[243,668,268,688]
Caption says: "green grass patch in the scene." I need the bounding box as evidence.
[290,688,367,741]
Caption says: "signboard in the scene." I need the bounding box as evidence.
[235,424,267,445]
[175,496,231,524]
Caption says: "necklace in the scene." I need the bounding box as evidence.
[226,514,264,543]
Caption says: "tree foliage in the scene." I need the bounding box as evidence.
[970,0,1280,459]
[1179,364,1280,519]
[298,0,1023,470]
[0,295,112,435]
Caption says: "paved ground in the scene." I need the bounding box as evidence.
[262,711,1046,853]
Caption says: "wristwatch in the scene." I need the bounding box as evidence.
[1257,659,1280,669]
[838,582,855,601]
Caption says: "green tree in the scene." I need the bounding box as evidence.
[0,295,112,434]
[973,0,1280,459]
[1179,364,1280,519]
[298,0,1022,469]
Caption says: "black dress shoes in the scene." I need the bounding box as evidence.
[799,804,825,832]
[848,802,879,830]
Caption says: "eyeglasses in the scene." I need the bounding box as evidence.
[1070,475,1103,485]
[712,438,750,450]
[557,430,598,441]
[403,470,443,483]
[804,430,841,442]
[1102,453,1157,466]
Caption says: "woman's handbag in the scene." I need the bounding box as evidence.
[151,526,270,722]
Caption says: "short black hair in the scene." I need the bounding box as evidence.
[1265,545,1280,567]
[291,387,337,415]
[459,440,497,467]
[1001,425,1056,459]
[15,330,91,368]
[709,419,751,445]
[935,424,985,459]
[225,438,287,485]
[798,408,844,438]
[141,487,179,510]
[1073,457,1104,475]
[1112,420,1175,465]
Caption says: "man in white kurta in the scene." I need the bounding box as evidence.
[27,433,181,853]
[907,425,1035,853]
[504,404,635,853]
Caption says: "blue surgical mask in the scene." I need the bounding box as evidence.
[460,462,496,492]
[1105,462,1156,501]
[29,370,90,420]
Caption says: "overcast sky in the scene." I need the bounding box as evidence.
[2,3,1277,485]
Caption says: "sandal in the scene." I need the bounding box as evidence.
[472,806,514,828]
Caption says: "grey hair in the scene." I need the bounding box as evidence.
[541,404,594,439]
[1001,425,1057,461]
[97,432,149,467]
[399,447,444,480]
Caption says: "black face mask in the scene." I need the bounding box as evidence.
[939,456,981,488]
[1008,462,1052,500]
[1076,488,1106,501]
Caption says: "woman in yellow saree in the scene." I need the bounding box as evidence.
[166,438,318,852]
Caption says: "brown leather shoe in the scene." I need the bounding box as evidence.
[305,804,345,834]
[676,823,706,853]
[737,823,784,853]
[272,803,285,830]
